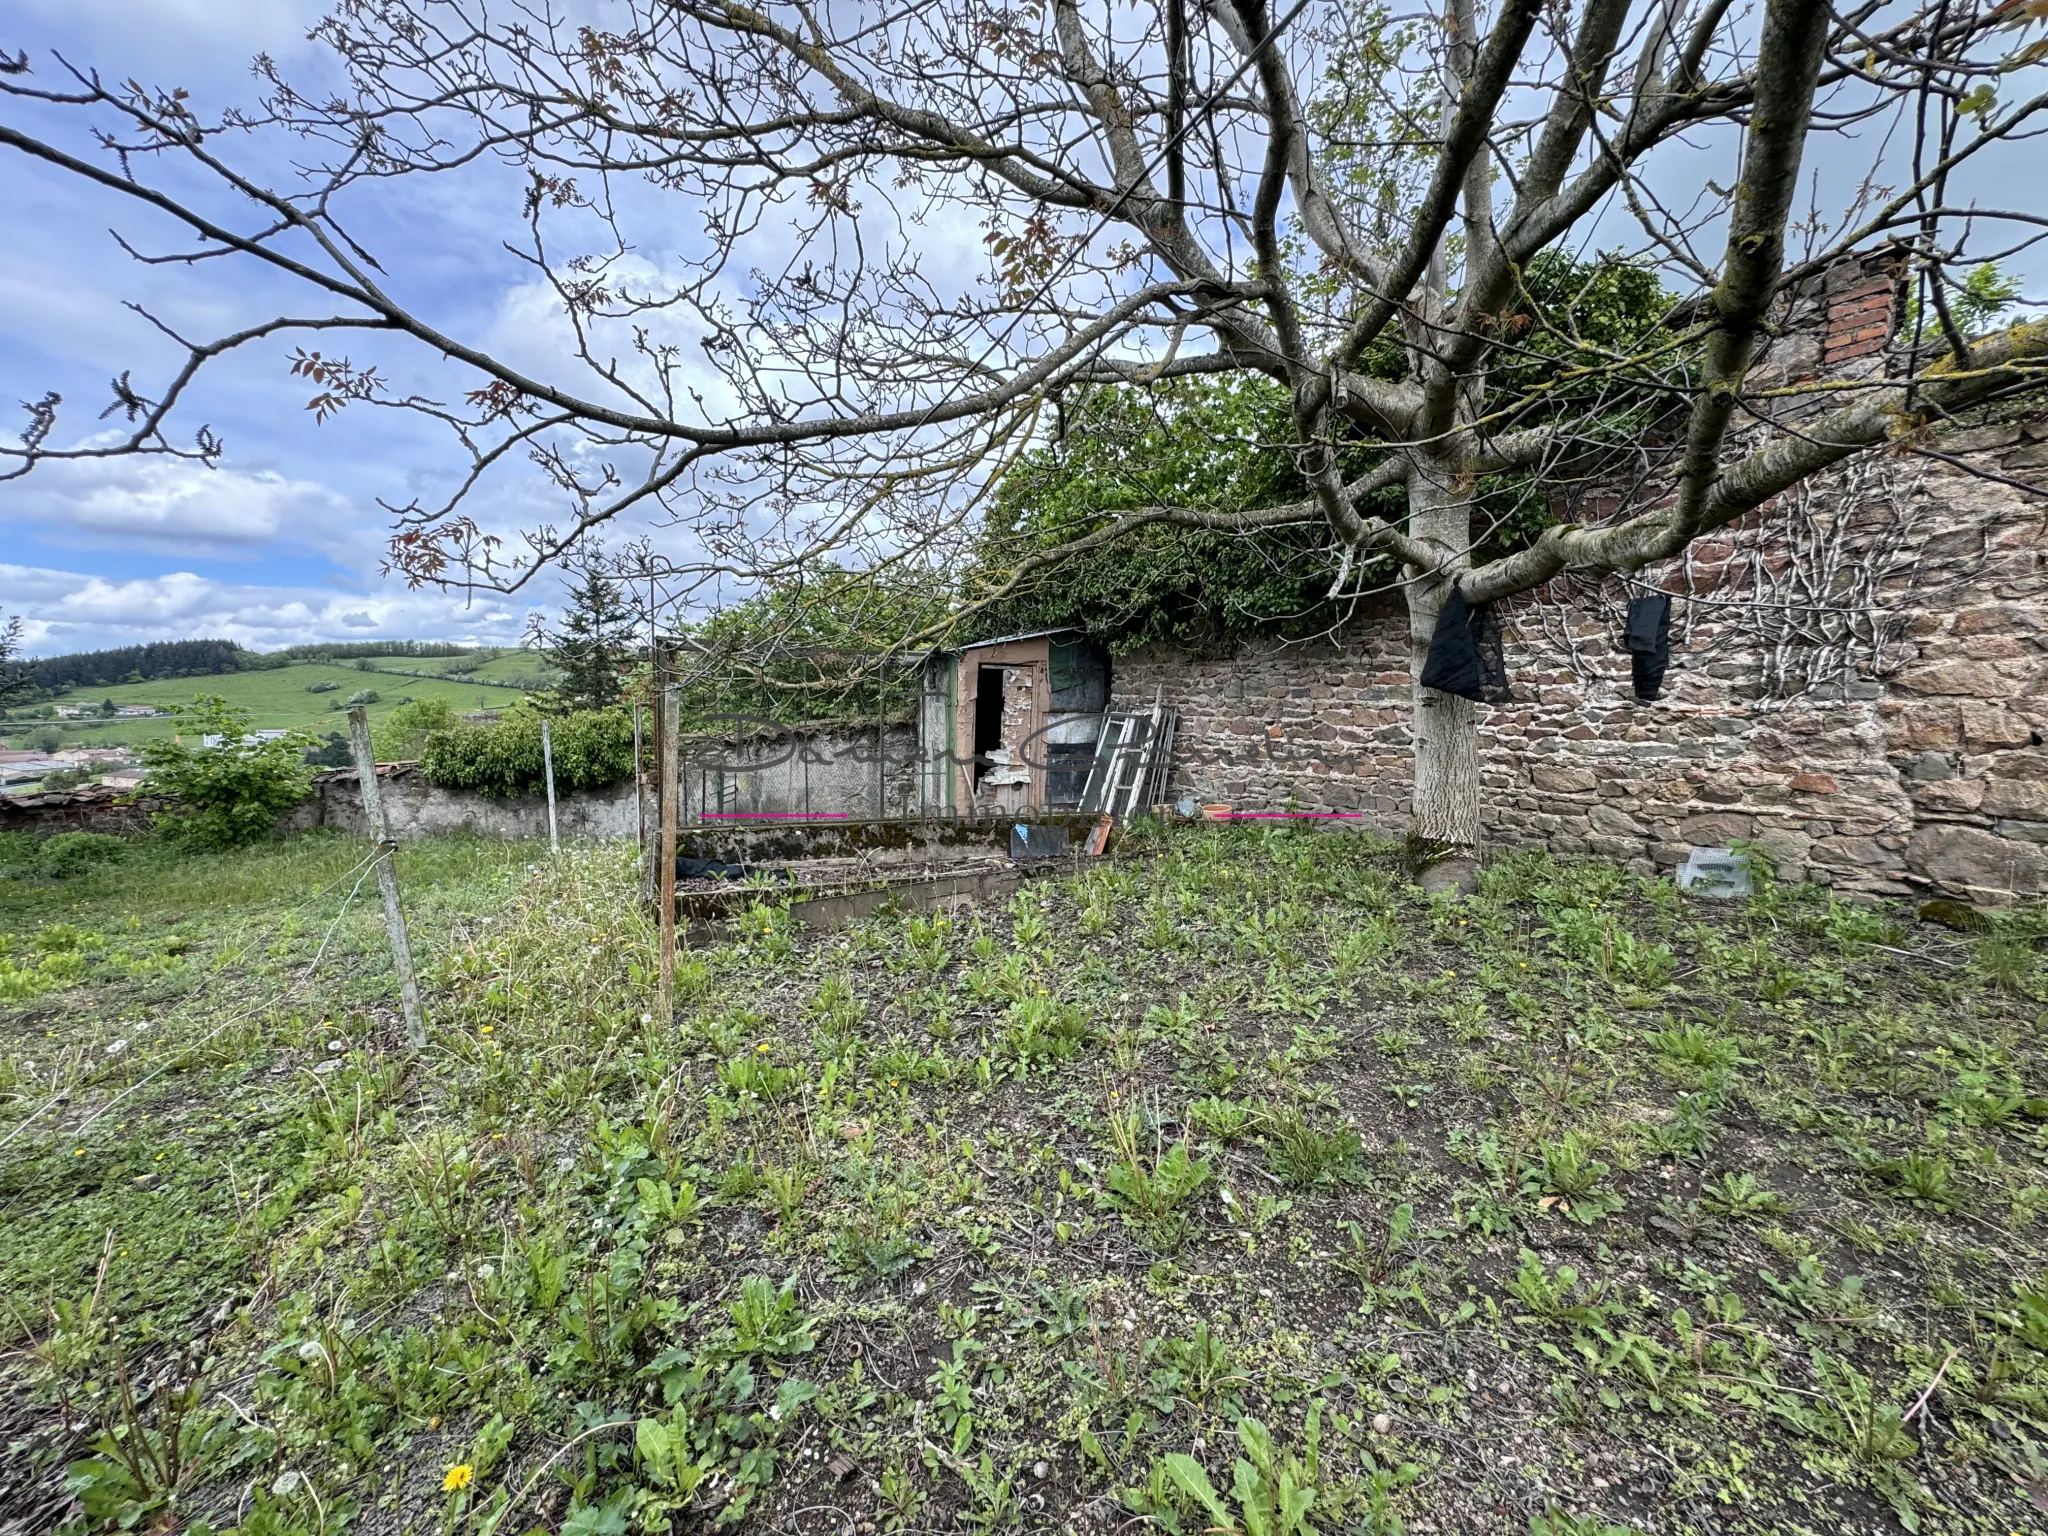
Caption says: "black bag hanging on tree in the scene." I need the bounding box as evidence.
[1419,586,1511,705]
[1622,592,1672,702]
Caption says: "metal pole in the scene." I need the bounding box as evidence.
[632,703,645,852]
[346,706,426,1050]
[657,654,679,1025]
[540,717,560,855]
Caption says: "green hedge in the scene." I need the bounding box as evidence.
[419,707,634,797]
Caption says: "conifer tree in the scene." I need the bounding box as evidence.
[538,557,638,713]
[0,616,34,711]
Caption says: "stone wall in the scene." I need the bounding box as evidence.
[0,784,161,838]
[284,764,644,841]
[291,721,920,838]
[0,720,915,844]
[1111,410,2048,903]
[677,722,919,820]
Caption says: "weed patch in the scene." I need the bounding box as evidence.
[4,829,2047,1534]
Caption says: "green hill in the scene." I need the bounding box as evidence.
[2,653,559,753]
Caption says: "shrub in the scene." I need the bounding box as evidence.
[28,725,62,753]
[419,706,634,796]
[0,830,35,870]
[344,688,381,706]
[36,831,127,879]
[39,765,97,792]
[138,696,313,848]
[303,732,353,769]
[305,680,340,693]
[375,697,457,762]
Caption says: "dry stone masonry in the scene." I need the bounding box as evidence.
[1110,253,2048,903]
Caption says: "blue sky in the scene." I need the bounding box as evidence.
[0,0,556,656]
[3,3,2041,659]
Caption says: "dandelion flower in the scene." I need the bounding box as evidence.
[442,1463,473,1492]
[756,1042,771,1053]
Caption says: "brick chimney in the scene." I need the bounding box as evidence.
[1729,243,1909,390]
[1815,249,1908,368]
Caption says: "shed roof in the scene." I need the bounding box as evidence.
[942,627,1084,654]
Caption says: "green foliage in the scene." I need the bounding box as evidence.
[1000,992,1090,1064]
[1102,1109,1213,1247]
[967,377,1346,657]
[1189,1096,1257,1142]
[668,563,949,727]
[1699,1171,1787,1218]
[0,613,33,710]
[1487,250,1676,438]
[1522,1133,1625,1224]
[1146,1410,1325,1536]
[1506,1250,1610,1327]
[265,639,480,664]
[419,705,634,796]
[725,1274,816,1359]
[302,731,352,769]
[32,832,128,880]
[137,697,313,849]
[373,697,457,762]
[27,657,540,752]
[1864,1149,1962,1211]
[1772,1349,1918,1467]
[1261,1105,1364,1188]
[964,255,1669,655]
[1953,262,2025,332]
[538,552,639,712]
[1975,924,2038,993]
[1337,1202,1416,1292]
[38,765,97,792]
[1530,1507,1642,1536]
[26,636,248,693]
[1906,260,2025,339]
[625,1275,819,1529]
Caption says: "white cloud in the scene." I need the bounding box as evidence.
[8,456,380,561]
[12,0,330,70]
[0,563,534,655]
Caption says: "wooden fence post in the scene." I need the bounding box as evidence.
[541,717,560,854]
[346,706,427,1050]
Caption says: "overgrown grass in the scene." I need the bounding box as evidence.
[3,826,2047,1535]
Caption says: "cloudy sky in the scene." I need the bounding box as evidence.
[0,0,558,656]
[3,3,2041,659]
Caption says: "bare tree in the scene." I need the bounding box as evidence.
[4,0,2046,881]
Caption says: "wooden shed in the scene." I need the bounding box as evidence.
[917,629,1111,814]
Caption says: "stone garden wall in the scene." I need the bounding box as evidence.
[0,720,920,844]
[1111,414,2048,903]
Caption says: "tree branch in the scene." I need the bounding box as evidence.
[1461,320,2048,603]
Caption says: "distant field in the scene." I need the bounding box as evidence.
[346,649,554,684]
[1,654,554,751]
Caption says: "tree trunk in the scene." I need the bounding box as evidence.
[1403,466,1482,892]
